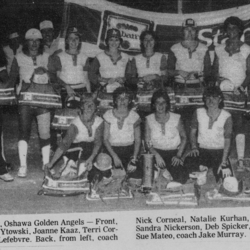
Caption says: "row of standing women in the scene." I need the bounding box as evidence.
[0,16,249,185]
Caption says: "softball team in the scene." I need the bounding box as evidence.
[1,16,250,186]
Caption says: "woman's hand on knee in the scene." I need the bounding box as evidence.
[113,155,123,169]
[127,157,137,173]
[155,154,165,169]
[171,156,183,166]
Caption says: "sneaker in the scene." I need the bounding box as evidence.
[0,173,14,182]
[18,166,27,178]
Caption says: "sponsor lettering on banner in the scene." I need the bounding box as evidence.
[99,11,153,52]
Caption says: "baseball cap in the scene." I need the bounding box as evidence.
[39,20,54,30]
[25,28,42,40]
[67,27,81,36]
[182,18,197,28]
[9,32,19,39]
[106,28,122,40]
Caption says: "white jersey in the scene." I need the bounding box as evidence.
[15,52,49,83]
[171,42,208,73]
[146,112,181,150]
[58,51,88,86]
[71,115,103,143]
[215,43,250,87]
[134,52,163,77]
[197,108,231,149]
[96,51,129,79]
[103,109,140,146]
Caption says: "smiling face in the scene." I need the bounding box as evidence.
[205,95,221,109]
[67,33,80,51]
[226,23,240,40]
[107,37,121,50]
[143,34,155,51]
[27,39,41,53]
[155,97,168,114]
[183,26,196,41]
[116,93,130,109]
[82,99,96,116]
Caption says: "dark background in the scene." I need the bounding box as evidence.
[0,0,250,44]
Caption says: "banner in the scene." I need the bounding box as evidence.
[62,0,250,57]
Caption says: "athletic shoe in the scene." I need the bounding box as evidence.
[18,166,27,178]
[0,173,14,182]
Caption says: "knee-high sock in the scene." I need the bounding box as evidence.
[41,144,50,165]
[1,131,6,161]
[236,134,245,160]
[18,140,28,167]
[0,131,6,165]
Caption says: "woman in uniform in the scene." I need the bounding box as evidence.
[8,29,50,177]
[88,29,130,93]
[103,87,142,179]
[145,89,188,184]
[127,30,168,89]
[48,26,91,102]
[185,86,233,181]
[213,16,250,171]
[167,18,211,84]
[45,94,103,178]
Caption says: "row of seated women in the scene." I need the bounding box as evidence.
[0,15,247,183]
[44,86,233,186]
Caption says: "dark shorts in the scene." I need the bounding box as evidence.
[185,148,232,182]
[104,144,143,179]
[155,148,189,184]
